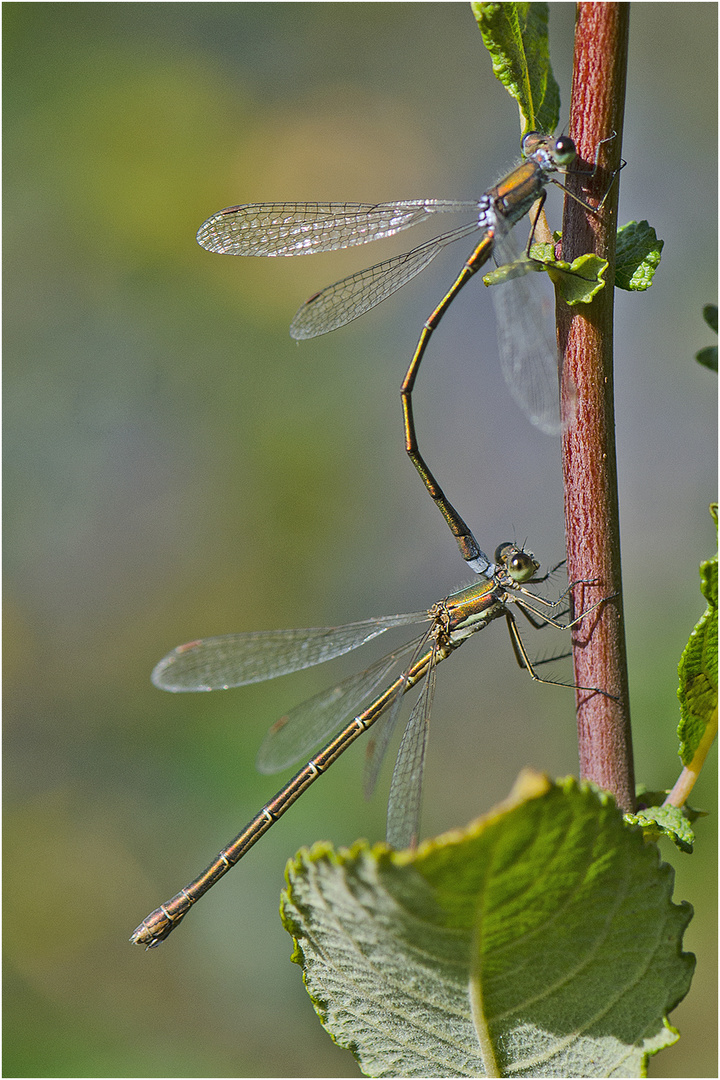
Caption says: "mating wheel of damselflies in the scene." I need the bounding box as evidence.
[131,542,610,948]
[196,132,620,570]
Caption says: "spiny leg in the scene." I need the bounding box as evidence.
[549,132,625,212]
[516,598,569,632]
[511,575,603,614]
[503,610,612,695]
[512,590,613,632]
[523,188,548,255]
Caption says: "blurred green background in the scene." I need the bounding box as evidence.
[4,4,717,1077]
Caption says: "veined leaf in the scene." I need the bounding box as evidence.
[281,771,694,1078]
[625,790,706,854]
[483,247,608,307]
[473,2,560,136]
[677,505,718,766]
[614,220,663,292]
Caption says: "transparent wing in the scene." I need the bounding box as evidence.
[362,631,433,800]
[151,612,427,692]
[385,649,438,850]
[290,222,480,338]
[491,226,562,436]
[196,199,479,257]
[362,690,407,801]
[256,638,420,774]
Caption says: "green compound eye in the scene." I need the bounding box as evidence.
[553,135,577,167]
[495,543,539,582]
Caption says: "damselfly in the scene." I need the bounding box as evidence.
[197,133,619,570]
[131,542,608,948]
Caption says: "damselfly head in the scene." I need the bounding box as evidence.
[495,542,540,583]
[521,132,576,170]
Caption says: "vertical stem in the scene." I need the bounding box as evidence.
[557,3,634,810]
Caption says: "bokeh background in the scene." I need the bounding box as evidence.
[4,4,717,1077]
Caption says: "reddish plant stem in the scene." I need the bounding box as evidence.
[556,3,634,810]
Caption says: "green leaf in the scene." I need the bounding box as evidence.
[281,771,694,1078]
[625,790,706,854]
[696,305,718,371]
[702,303,718,334]
[482,256,547,287]
[483,247,608,306]
[473,2,560,135]
[614,220,664,292]
[677,505,718,765]
[695,346,718,372]
[542,252,608,305]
